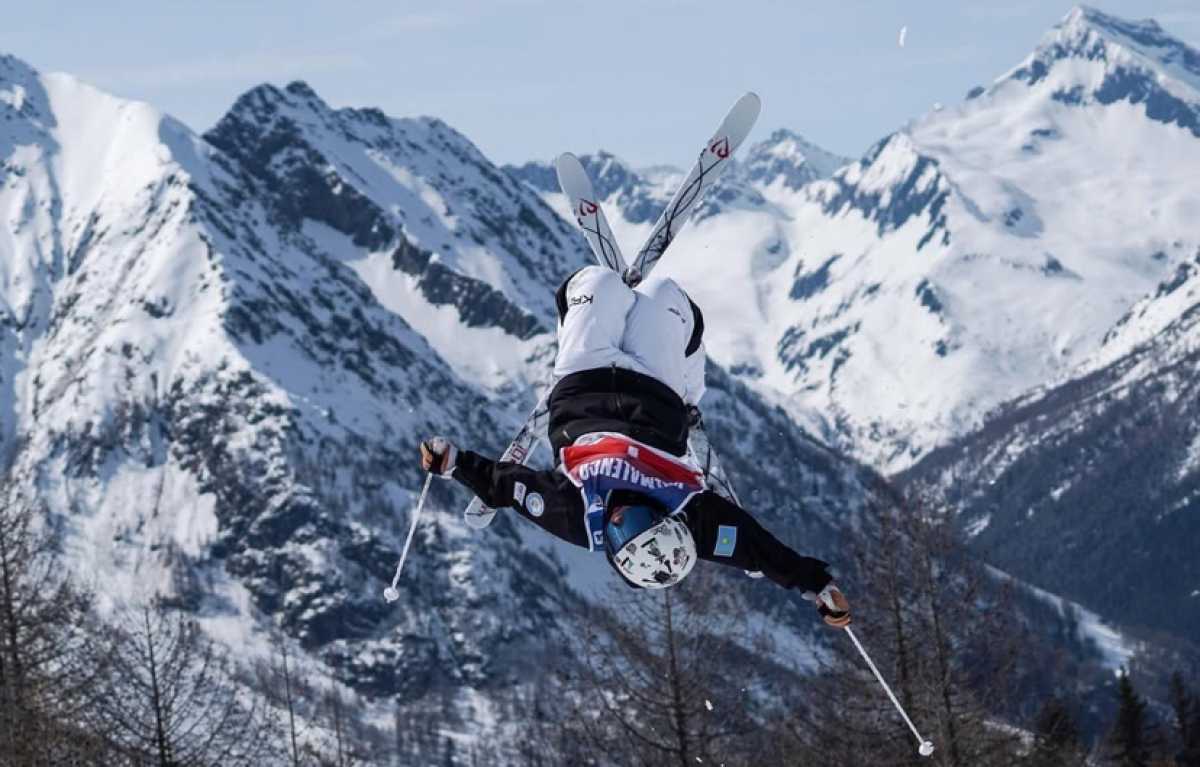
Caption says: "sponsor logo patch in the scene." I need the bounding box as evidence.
[714,525,737,557]
[526,492,545,517]
[569,294,593,306]
[513,481,526,505]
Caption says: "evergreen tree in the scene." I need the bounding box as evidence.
[1026,696,1086,766]
[1105,670,1156,767]
[1170,673,1200,767]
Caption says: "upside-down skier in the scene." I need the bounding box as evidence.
[419,265,851,628]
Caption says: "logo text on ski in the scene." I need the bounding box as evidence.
[578,199,598,217]
[709,137,730,159]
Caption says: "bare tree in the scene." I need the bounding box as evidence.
[0,464,113,764]
[255,630,316,766]
[777,496,1024,766]
[90,599,270,766]
[302,680,391,767]
[1169,672,1200,767]
[558,568,773,767]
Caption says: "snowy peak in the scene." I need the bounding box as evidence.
[1004,5,1200,136]
[711,7,1200,472]
[505,151,676,225]
[1056,5,1197,73]
[206,79,588,333]
[209,81,396,250]
[583,150,639,197]
[809,132,949,244]
[1,50,572,701]
[578,151,673,224]
[742,128,851,191]
[1,53,47,123]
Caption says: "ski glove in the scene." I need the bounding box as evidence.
[420,437,458,478]
[816,584,851,628]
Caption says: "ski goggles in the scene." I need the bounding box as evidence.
[603,504,666,557]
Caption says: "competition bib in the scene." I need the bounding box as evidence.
[560,433,703,552]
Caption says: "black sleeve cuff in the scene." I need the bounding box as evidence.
[792,559,834,593]
[452,450,500,506]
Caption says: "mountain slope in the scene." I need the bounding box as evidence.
[0,53,556,698]
[887,8,1200,644]
[900,248,1200,639]
[202,81,597,391]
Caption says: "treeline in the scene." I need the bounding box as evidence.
[457,492,1200,766]
[0,480,400,765]
[5,476,1200,765]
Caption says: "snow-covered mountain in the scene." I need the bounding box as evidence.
[881,9,1200,642]
[769,6,1200,471]
[900,246,1200,640]
[796,6,1200,471]
[0,52,562,695]
[515,7,1200,474]
[0,51,893,748]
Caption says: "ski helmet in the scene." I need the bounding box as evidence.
[603,499,696,589]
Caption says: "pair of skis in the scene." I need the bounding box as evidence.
[463,92,761,529]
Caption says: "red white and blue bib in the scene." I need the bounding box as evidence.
[559,433,704,552]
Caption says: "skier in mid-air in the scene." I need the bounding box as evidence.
[419,265,851,627]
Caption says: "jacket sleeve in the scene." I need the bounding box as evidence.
[452,450,591,549]
[685,491,833,593]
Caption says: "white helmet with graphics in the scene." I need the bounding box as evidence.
[603,495,697,589]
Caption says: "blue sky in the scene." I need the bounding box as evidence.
[4,1,1199,167]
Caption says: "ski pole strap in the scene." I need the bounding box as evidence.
[843,625,928,746]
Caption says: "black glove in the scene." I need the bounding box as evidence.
[419,437,458,477]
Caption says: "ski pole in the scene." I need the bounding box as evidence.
[843,625,935,758]
[383,473,433,603]
[819,592,934,757]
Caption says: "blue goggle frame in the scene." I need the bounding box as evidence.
[603,505,666,558]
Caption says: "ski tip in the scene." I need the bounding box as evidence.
[554,152,580,170]
[736,91,762,119]
[555,152,593,198]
